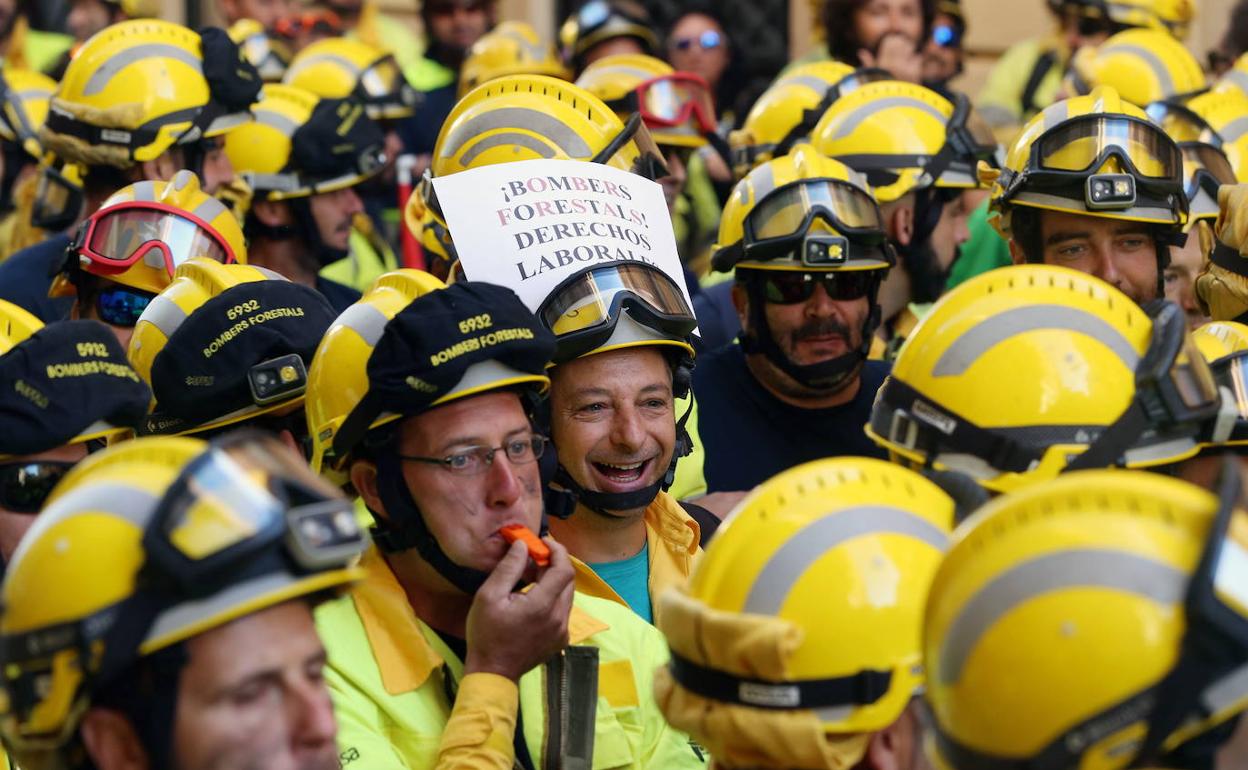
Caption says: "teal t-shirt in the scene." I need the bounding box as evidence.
[587,541,652,623]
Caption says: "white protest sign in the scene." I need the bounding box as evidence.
[430,158,695,321]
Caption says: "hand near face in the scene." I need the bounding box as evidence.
[464,536,576,682]
[860,32,924,84]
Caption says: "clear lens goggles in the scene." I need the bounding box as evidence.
[537,262,696,361]
[32,159,84,232]
[742,178,891,265]
[358,57,420,117]
[143,431,365,600]
[1146,100,1213,145]
[1033,114,1183,180]
[591,111,670,181]
[1180,142,1236,204]
[72,202,236,279]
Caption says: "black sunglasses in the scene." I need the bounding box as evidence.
[757,271,877,304]
[0,460,77,513]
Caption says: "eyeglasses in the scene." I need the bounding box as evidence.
[757,270,878,304]
[671,30,722,52]
[399,435,548,476]
[93,284,155,327]
[0,460,76,513]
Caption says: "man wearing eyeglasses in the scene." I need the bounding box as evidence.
[0,303,150,568]
[304,277,707,768]
[694,148,894,494]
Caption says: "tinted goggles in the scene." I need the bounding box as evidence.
[0,460,75,514]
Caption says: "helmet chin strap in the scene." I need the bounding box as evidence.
[739,279,880,392]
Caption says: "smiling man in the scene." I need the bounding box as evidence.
[538,260,713,623]
[989,86,1189,305]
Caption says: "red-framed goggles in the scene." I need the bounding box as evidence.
[70,201,238,279]
[607,73,717,135]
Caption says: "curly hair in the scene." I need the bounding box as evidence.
[821,0,935,67]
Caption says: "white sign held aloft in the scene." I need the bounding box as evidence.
[430,158,695,319]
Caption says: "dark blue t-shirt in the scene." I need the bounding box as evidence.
[315,275,361,313]
[692,344,890,493]
[0,234,74,322]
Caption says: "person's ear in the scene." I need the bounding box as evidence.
[349,459,387,524]
[888,201,915,248]
[139,150,181,182]
[252,199,292,228]
[1007,238,1028,265]
[79,708,150,770]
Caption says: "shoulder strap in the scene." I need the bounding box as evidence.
[1021,49,1059,116]
[679,501,721,547]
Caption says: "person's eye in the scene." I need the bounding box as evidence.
[578,402,607,414]
[1054,244,1086,259]
[1164,271,1180,285]
[447,452,475,470]
[507,439,532,458]
[230,680,274,707]
[1119,237,1148,251]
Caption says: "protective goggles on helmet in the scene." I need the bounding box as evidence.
[606,73,717,135]
[1007,113,1186,218]
[871,299,1219,479]
[934,454,1248,770]
[0,78,43,159]
[355,55,421,120]
[1204,351,1248,445]
[0,460,75,514]
[714,178,894,272]
[274,9,343,38]
[537,261,696,363]
[238,29,292,82]
[1146,99,1214,144]
[31,157,84,232]
[69,201,238,280]
[142,431,365,602]
[1180,142,1236,221]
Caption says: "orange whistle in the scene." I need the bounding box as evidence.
[499,524,551,567]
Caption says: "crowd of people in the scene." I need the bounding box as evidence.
[0,0,1246,768]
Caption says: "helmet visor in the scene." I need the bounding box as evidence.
[1146,100,1212,144]
[636,74,716,134]
[79,204,234,277]
[1035,115,1182,180]
[359,56,419,117]
[539,261,694,338]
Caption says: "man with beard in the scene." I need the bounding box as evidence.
[693,147,896,493]
[812,78,999,356]
[224,85,386,311]
[986,87,1189,306]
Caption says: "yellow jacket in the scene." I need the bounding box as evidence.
[570,490,702,623]
[976,34,1067,141]
[317,547,707,770]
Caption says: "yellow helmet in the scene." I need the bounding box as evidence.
[1190,318,1248,448]
[811,79,1000,203]
[1102,0,1196,39]
[711,143,894,274]
[54,170,248,299]
[924,467,1248,770]
[227,18,292,83]
[305,270,549,479]
[1065,28,1206,107]
[282,37,419,121]
[728,61,885,177]
[986,86,1188,239]
[0,301,151,462]
[655,457,953,768]
[575,54,712,149]
[1191,320,1248,363]
[0,68,56,160]
[432,74,664,180]
[224,84,387,201]
[1214,51,1248,100]
[558,0,658,71]
[459,21,568,98]
[0,434,365,768]
[128,258,340,437]
[402,177,457,280]
[41,20,259,169]
[866,264,1218,493]
[1186,88,1248,183]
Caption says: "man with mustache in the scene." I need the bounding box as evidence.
[692,147,896,493]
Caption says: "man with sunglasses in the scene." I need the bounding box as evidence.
[0,19,260,324]
[304,276,706,768]
[0,300,150,568]
[0,433,365,770]
[696,147,894,494]
[988,87,1189,306]
[50,170,249,348]
[127,259,338,458]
